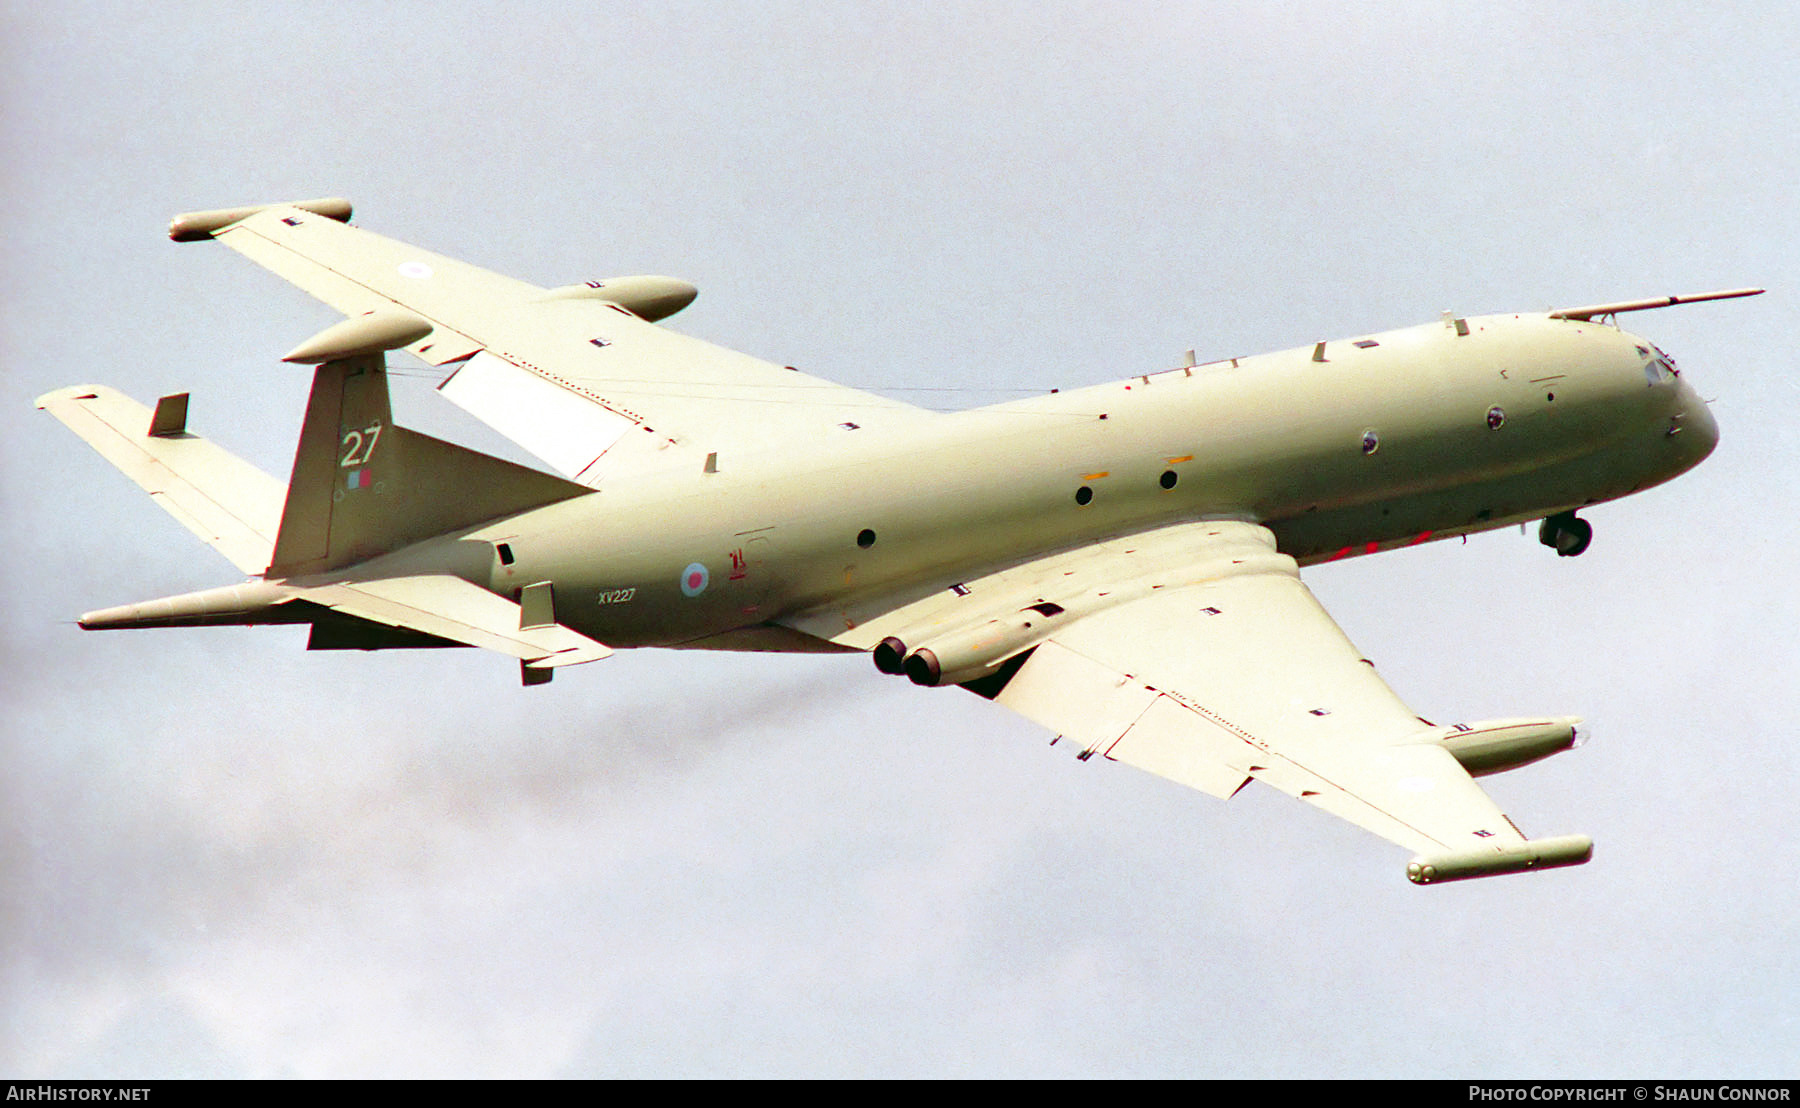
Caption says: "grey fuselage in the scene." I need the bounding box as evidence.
[359,311,1716,651]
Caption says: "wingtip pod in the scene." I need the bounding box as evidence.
[169,197,352,241]
[1407,834,1593,885]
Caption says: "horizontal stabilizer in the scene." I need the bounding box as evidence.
[37,386,283,574]
[304,575,610,667]
[77,573,610,672]
[438,351,639,480]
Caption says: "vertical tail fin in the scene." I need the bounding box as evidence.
[267,355,592,577]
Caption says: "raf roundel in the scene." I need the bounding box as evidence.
[679,562,709,598]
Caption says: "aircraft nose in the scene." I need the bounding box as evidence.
[1674,382,1720,462]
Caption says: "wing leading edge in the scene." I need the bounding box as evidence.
[791,521,1590,884]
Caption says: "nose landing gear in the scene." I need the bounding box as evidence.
[1539,512,1593,557]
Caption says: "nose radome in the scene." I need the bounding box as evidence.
[1686,392,1720,456]
[1669,380,1720,466]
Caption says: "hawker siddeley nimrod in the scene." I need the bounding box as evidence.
[40,197,1760,884]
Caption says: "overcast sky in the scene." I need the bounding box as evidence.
[4,0,1796,1078]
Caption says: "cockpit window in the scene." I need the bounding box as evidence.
[1642,344,1679,384]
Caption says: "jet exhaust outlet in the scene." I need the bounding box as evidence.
[872,636,908,675]
[903,648,943,686]
[900,604,1067,686]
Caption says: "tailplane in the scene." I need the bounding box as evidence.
[41,354,610,683]
[41,355,595,578]
[37,386,284,574]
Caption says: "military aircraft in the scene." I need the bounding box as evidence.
[39,197,1759,885]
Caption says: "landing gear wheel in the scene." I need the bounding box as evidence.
[1538,512,1593,557]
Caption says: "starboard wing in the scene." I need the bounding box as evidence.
[178,200,938,484]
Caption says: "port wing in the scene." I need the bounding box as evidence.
[791,521,1590,884]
